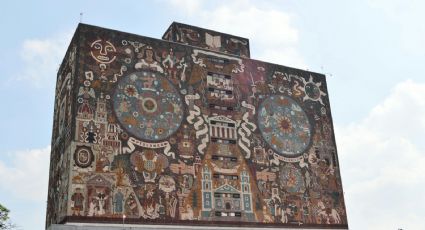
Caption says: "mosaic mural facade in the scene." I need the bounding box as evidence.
[163,22,250,58]
[46,23,348,229]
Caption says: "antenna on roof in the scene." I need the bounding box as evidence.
[80,12,83,23]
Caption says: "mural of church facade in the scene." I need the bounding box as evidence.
[46,22,348,229]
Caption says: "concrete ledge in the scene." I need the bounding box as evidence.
[48,223,348,230]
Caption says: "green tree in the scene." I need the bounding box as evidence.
[0,203,15,230]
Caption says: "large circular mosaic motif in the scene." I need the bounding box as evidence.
[258,95,312,156]
[113,71,183,141]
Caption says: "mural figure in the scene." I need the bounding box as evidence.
[316,201,341,224]
[135,46,164,73]
[71,188,84,216]
[114,188,125,214]
[162,48,180,80]
[125,193,139,217]
[140,187,160,219]
[86,175,112,217]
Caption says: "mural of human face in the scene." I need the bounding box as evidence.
[145,49,154,60]
[90,39,117,64]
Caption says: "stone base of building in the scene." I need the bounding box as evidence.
[48,223,348,230]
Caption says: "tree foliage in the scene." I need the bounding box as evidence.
[0,203,15,230]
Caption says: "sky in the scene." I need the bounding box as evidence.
[0,0,424,229]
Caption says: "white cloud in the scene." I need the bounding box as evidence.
[167,0,306,68]
[0,146,51,201]
[166,0,201,15]
[336,80,425,230]
[367,0,425,55]
[17,31,72,87]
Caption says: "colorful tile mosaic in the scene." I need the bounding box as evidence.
[46,23,348,229]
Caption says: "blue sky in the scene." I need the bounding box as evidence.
[1,0,424,229]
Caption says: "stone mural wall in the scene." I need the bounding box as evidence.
[163,22,250,58]
[46,23,348,229]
